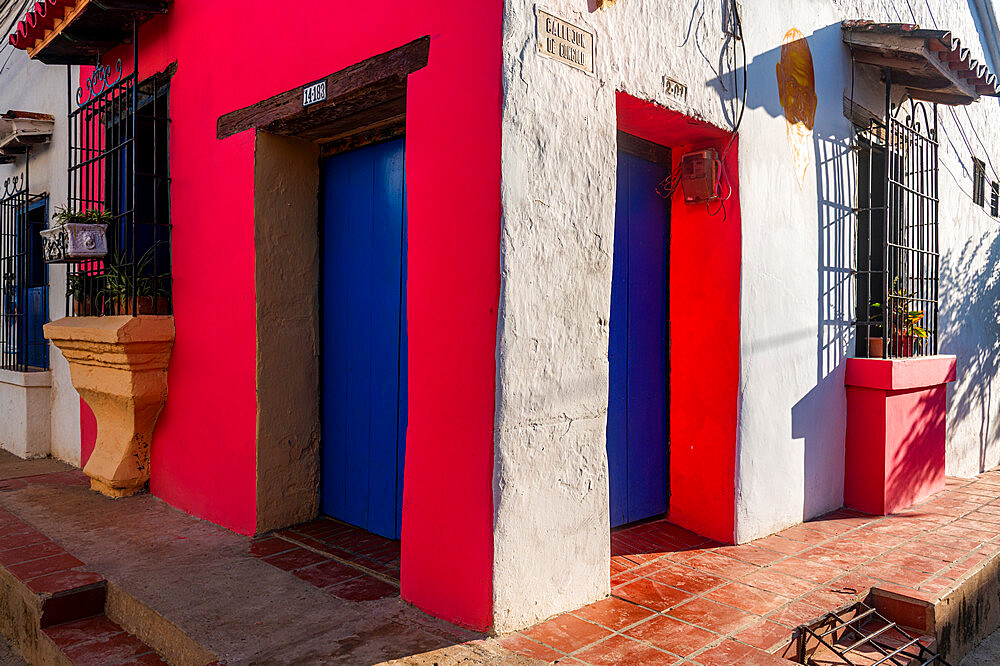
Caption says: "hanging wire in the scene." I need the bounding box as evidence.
[654,0,748,207]
[718,0,747,172]
[655,164,682,199]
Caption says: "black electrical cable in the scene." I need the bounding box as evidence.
[718,0,747,169]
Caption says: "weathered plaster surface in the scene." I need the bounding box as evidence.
[0,51,79,465]
[496,0,740,631]
[253,132,320,533]
[497,0,1000,628]
[734,0,854,543]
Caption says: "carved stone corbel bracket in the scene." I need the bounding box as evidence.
[44,316,174,497]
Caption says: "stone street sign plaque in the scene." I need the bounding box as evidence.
[537,9,595,75]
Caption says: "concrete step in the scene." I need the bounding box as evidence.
[0,503,215,665]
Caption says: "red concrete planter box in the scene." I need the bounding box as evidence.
[845,355,957,515]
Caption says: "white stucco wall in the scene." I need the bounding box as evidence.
[0,50,80,465]
[497,0,1000,631]
[496,0,739,632]
[0,369,51,458]
[734,0,855,543]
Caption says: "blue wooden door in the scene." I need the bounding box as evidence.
[608,149,669,528]
[321,138,407,539]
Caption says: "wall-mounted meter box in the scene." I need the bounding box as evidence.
[680,149,720,203]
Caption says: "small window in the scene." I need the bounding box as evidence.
[973,158,987,207]
[0,191,49,371]
[854,100,939,360]
[992,181,999,218]
[67,67,171,317]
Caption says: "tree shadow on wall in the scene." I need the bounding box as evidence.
[792,128,855,521]
[939,232,1000,473]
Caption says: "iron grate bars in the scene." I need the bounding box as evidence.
[0,175,48,372]
[66,43,172,318]
[855,70,940,359]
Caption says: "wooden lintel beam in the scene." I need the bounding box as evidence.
[264,85,407,140]
[217,35,430,140]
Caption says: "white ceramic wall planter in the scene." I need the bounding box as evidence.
[40,223,108,263]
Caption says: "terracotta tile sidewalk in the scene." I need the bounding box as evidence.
[501,474,1000,665]
[251,517,401,601]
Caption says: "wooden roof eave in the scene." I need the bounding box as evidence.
[24,0,168,65]
[844,29,983,104]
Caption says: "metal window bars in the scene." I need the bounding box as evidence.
[65,24,171,319]
[991,181,999,217]
[855,70,939,359]
[0,171,49,372]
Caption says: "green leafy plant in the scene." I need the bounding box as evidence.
[52,206,114,227]
[101,243,166,301]
[873,278,929,340]
[98,242,169,314]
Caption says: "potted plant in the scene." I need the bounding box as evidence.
[39,207,112,263]
[873,279,929,358]
[867,326,884,359]
[99,244,170,315]
[66,271,102,316]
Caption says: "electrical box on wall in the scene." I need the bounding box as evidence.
[680,149,720,203]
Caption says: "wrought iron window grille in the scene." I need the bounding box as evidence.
[65,24,171,319]
[854,70,940,360]
[0,166,50,372]
[991,181,999,217]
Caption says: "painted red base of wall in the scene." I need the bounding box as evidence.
[845,356,957,515]
[616,94,741,544]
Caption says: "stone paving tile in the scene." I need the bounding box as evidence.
[521,615,613,654]
[645,564,728,595]
[570,634,678,665]
[503,473,1000,664]
[615,577,694,612]
[702,582,789,615]
[732,619,794,652]
[498,634,565,662]
[623,615,718,654]
[569,596,656,632]
[692,639,789,665]
[668,598,757,634]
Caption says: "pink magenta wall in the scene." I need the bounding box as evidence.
[96,3,503,629]
[617,94,741,543]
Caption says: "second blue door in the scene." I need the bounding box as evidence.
[608,147,670,528]
[321,138,407,540]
